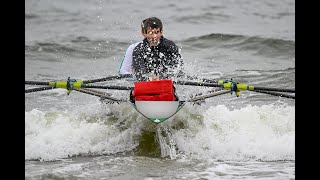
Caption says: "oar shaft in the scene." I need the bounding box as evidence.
[185,75,218,83]
[84,85,133,90]
[175,80,223,88]
[254,90,295,99]
[82,74,133,84]
[75,89,127,102]
[253,86,295,93]
[25,81,50,86]
[82,88,111,96]
[187,90,230,102]
[25,86,55,93]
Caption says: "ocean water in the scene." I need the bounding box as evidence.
[25,0,295,179]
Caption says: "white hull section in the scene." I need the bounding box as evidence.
[135,101,180,119]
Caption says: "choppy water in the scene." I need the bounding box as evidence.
[25,0,295,179]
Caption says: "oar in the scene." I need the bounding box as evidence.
[251,86,295,93]
[186,90,230,102]
[254,90,295,99]
[81,88,112,96]
[175,80,295,93]
[25,74,133,86]
[184,75,218,83]
[175,80,223,88]
[82,74,133,84]
[25,81,50,86]
[83,84,133,91]
[25,86,55,93]
[26,79,133,95]
[74,88,127,102]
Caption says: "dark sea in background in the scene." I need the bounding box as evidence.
[25,0,295,179]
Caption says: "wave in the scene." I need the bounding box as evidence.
[171,12,231,24]
[25,101,294,162]
[25,36,130,60]
[25,13,39,19]
[222,67,295,87]
[181,33,295,58]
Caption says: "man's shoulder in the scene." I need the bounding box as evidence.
[128,41,143,50]
[161,37,178,51]
[134,41,144,49]
[131,41,142,47]
[132,41,145,54]
[162,37,176,45]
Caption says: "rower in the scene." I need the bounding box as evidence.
[119,17,184,81]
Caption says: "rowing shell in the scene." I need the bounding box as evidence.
[127,79,187,123]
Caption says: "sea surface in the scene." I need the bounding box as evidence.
[25,0,295,179]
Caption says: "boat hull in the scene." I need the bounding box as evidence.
[134,101,181,123]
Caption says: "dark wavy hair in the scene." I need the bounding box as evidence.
[141,17,163,33]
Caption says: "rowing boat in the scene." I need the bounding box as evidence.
[127,79,182,123]
[25,74,295,123]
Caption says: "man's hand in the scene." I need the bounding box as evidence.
[150,74,159,81]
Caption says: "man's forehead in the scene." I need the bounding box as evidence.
[147,27,161,32]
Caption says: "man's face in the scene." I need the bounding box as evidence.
[144,27,162,46]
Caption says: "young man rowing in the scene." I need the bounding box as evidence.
[119,17,184,81]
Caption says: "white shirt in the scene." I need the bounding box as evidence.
[118,41,141,75]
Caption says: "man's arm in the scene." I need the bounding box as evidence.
[164,40,184,78]
[132,44,149,81]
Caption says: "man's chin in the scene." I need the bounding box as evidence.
[147,40,159,46]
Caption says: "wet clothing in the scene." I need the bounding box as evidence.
[132,36,183,81]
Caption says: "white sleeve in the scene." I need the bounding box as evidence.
[118,42,141,75]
